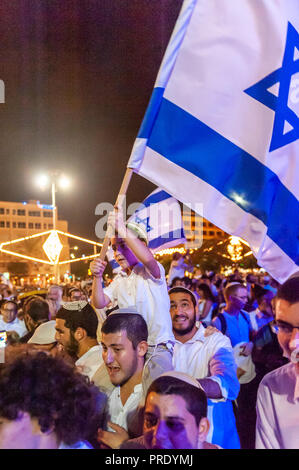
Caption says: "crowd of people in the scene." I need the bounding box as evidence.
[0,207,298,450]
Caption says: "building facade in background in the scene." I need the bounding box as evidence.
[0,200,70,281]
[183,210,227,249]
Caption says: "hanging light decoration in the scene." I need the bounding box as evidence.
[42,231,63,264]
[227,236,244,262]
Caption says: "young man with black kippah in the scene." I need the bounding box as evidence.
[55,301,103,382]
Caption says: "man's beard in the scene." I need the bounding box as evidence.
[172,314,196,336]
[117,354,139,387]
[65,331,80,359]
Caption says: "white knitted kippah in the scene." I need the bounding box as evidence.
[61,300,88,311]
[159,371,204,391]
[168,286,197,305]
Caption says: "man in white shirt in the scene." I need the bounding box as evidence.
[169,286,240,449]
[55,301,103,382]
[97,310,148,449]
[255,276,299,449]
[0,300,27,339]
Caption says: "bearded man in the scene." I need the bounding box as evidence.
[169,287,240,449]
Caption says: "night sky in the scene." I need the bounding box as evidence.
[0,0,183,241]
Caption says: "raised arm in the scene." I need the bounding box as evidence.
[90,259,111,309]
[109,205,161,279]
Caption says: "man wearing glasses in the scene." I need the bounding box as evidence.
[255,276,299,449]
[0,300,27,340]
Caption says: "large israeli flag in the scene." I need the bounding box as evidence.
[127,188,186,252]
[128,0,299,283]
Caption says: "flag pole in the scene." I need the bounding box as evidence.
[98,167,134,260]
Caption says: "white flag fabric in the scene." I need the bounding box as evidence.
[128,0,299,283]
[127,188,186,252]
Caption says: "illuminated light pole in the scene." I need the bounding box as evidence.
[36,172,71,282]
[51,180,56,231]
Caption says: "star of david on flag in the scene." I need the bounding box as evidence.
[245,22,299,152]
[127,188,186,252]
[127,0,299,283]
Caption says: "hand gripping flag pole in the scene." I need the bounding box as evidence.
[97,168,134,261]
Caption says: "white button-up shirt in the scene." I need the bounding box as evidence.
[173,324,239,399]
[75,345,103,381]
[104,262,174,345]
[0,315,27,338]
[256,362,299,449]
[107,383,144,432]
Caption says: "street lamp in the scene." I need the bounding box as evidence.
[36,171,71,282]
[36,172,71,231]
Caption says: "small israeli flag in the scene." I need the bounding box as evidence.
[127,188,186,252]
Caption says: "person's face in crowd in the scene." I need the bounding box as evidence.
[230,286,248,310]
[70,290,82,301]
[0,412,51,449]
[143,392,208,449]
[47,287,62,302]
[172,279,184,287]
[259,291,275,317]
[1,289,10,299]
[1,302,17,323]
[55,318,79,358]
[275,299,299,373]
[111,237,138,271]
[247,274,257,284]
[169,292,197,336]
[197,288,205,299]
[101,329,140,386]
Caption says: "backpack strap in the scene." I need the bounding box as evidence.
[217,313,227,335]
[211,303,219,319]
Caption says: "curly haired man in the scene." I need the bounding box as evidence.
[0,350,105,449]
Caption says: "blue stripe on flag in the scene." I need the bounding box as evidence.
[145,98,299,264]
[148,229,185,250]
[138,87,165,139]
[137,189,172,210]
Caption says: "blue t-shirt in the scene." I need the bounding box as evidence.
[213,311,252,347]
